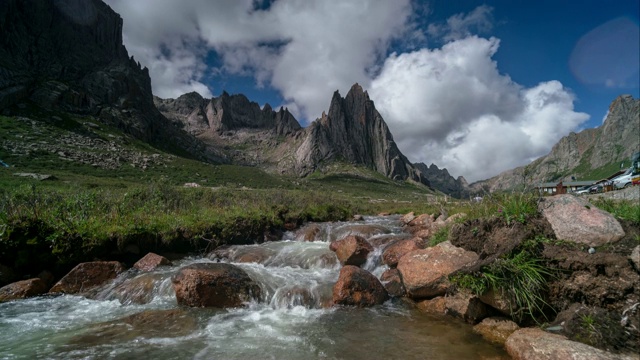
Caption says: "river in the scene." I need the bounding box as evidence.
[0,216,508,359]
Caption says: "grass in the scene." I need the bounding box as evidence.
[590,197,640,225]
[450,237,555,323]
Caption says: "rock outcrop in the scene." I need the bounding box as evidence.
[0,0,215,161]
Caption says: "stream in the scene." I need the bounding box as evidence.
[0,216,509,359]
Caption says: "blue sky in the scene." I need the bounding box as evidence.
[106,0,639,181]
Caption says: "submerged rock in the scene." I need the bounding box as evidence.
[49,261,126,295]
[133,252,172,272]
[329,235,373,266]
[332,265,388,307]
[0,278,48,302]
[538,195,625,246]
[172,263,261,308]
[397,241,479,299]
[110,272,166,305]
[473,317,519,346]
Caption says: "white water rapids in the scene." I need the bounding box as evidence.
[0,216,508,359]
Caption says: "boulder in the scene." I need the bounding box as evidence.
[380,269,405,297]
[49,261,126,294]
[329,235,373,266]
[478,288,513,315]
[172,263,261,308]
[473,317,520,346]
[415,296,447,315]
[445,293,491,323]
[407,214,434,227]
[0,278,48,302]
[397,241,479,299]
[133,252,172,272]
[505,327,637,360]
[382,238,422,267]
[538,195,625,246]
[630,245,640,272]
[332,265,388,307]
[400,212,416,224]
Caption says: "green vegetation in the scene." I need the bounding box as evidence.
[590,197,640,225]
[429,226,449,247]
[451,237,555,323]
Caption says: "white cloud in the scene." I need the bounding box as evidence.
[370,36,589,182]
[104,1,590,182]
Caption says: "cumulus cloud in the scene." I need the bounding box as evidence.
[427,5,493,42]
[370,36,589,182]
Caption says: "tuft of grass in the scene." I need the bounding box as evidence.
[429,226,450,247]
[590,197,640,225]
[451,236,555,323]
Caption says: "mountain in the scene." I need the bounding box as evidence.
[471,95,640,192]
[156,84,430,186]
[413,163,470,198]
[0,0,216,161]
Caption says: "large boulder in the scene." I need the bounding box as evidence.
[505,327,637,360]
[172,263,261,308]
[133,253,172,272]
[0,278,48,302]
[329,235,373,266]
[49,261,126,294]
[538,195,625,246]
[473,317,520,346]
[382,238,422,268]
[397,241,479,299]
[332,265,388,307]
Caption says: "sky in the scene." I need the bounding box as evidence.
[104,0,640,182]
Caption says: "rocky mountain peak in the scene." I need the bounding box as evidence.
[295,83,429,185]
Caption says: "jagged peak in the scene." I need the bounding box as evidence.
[178,91,204,100]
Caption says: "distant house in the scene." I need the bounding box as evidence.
[536,180,595,195]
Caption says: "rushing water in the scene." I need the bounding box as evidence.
[0,216,509,359]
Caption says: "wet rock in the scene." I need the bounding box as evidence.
[294,223,322,242]
[332,265,388,307]
[445,293,491,324]
[380,269,405,297]
[49,261,126,294]
[473,317,520,346]
[70,309,197,346]
[415,296,446,315]
[0,278,48,302]
[331,224,391,241]
[172,263,261,308]
[352,214,364,221]
[0,264,16,287]
[272,285,328,309]
[133,252,172,272]
[397,241,479,299]
[329,235,373,266]
[538,195,625,246]
[110,273,165,305]
[382,238,422,268]
[401,212,416,224]
[367,233,412,248]
[505,327,637,360]
[478,288,512,316]
[630,245,640,272]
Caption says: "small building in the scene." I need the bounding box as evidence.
[536,180,595,195]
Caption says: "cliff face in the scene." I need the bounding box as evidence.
[0,0,214,160]
[471,95,640,192]
[294,84,428,185]
[155,92,301,137]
